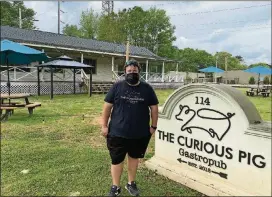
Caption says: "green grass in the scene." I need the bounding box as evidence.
[1,88,271,196]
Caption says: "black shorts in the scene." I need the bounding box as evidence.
[106,135,151,165]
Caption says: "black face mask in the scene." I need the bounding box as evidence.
[125,73,139,85]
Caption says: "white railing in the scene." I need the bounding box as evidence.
[0,66,83,82]
[111,71,185,82]
[1,66,38,81]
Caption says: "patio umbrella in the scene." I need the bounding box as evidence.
[37,55,93,99]
[244,66,272,91]
[0,39,48,96]
[199,66,224,73]
[199,66,224,83]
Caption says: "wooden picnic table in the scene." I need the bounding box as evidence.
[0,93,41,122]
[246,87,270,97]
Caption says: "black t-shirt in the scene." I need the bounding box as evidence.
[104,80,159,139]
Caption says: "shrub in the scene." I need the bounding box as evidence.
[263,76,270,84]
[249,76,255,84]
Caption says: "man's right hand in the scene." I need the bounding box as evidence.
[101,126,108,137]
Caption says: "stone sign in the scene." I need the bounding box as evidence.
[146,84,271,196]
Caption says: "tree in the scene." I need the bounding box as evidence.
[62,24,82,37]
[144,7,176,56]
[97,6,176,57]
[0,1,36,29]
[214,52,247,71]
[177,48,215,72]
[63,9,99,39]
[97,13,126,43]
[248,62,271,68]
[263,76,270,85]
[79,9,100,39]
[249,76,255,84]
[235,55,244,63]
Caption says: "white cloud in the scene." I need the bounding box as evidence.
[23,1,271,65]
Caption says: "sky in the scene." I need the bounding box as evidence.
[23,1,271,65]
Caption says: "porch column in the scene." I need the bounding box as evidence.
[161,61,165,82]
[73,68,76,94]
[81,53,84,79]
[89,68,92,97]
[145,59,149,81]
[175,62,179,82]
[14,67,16,81]
[37,67,40,96]
[41,49,44,81]
[111,56,115,81]
[50,67,53,100]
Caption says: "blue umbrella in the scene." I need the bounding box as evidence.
[0,39,48,95]
[244,66,271,93]
[244,66,271,75]
[199,66,224,73]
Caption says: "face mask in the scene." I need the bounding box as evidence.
[125,73,139,85]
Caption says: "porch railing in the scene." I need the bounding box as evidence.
[111,71,185,82]
[0,66,82,82]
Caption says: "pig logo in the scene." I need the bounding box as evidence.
[175,105,235,141]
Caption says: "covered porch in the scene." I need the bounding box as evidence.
[1,42,184,83]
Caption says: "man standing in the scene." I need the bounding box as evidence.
[101,59,159,196]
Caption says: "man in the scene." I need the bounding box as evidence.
[101,59,159,196]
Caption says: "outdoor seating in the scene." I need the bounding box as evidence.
[0,93,41,121]
[246,89,255,96]
[0,106,18,121]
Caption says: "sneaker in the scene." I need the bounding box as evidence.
[108,185,121,196]
[125,181,140,196]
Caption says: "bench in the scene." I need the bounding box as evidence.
[260,92,270,97]
[25,102,41,115]
[246,90,254,96]
[0,106,18,121]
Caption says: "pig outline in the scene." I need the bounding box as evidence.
[175,104,235,141]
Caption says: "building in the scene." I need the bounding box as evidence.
[0,26,181,83]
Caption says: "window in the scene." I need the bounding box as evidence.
[83,59,97,74]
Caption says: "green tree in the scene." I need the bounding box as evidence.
[97,13,126,43]
[235,55,244,63]
[145,7,176,56]
[0,1,36,29]
[62,24,82,37]
[79,9,100,39]
[263,76,270,85]
[63,9,99,39]
[249,76,255,84]
[248,62,271,68]
[214,52,246,71]
[98,6,176,57]
[177,48,215,72]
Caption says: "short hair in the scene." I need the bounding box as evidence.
[124,59,141,71]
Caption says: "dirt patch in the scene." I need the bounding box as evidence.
[90,116,103,126]
[88,135,107,149]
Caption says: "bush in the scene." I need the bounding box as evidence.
[249,76,255,84]
[263,76,270,84]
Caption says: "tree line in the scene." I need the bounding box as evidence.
[1,1,271,72]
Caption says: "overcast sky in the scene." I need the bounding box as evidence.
[24,1,271,65]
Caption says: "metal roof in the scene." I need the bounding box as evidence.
[1,26,161,59]
[38,55,92,68]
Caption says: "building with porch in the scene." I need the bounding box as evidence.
[0,25,182,84]
[2,26,268,95]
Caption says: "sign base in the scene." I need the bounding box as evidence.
[146,157,257,196]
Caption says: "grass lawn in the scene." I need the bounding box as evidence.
[1,88,271,196]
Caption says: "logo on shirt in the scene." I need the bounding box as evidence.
[121,90,145,104]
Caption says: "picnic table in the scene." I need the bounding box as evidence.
[246,87,270,97]
[0,93,41,121]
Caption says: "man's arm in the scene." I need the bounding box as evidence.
[150,105,159,127]
[102,102,113,128]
